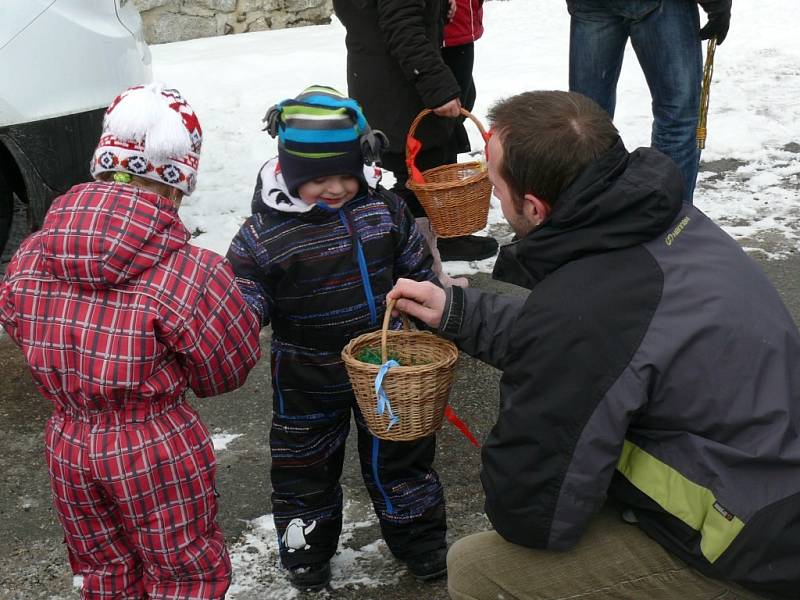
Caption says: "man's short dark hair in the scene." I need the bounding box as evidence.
[487,91,619,209]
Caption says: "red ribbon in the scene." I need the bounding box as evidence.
[405,134,426,184]
[444,405,480,448]
[483,127,493,161]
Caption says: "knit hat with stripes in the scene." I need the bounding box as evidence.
[263,85,387,196]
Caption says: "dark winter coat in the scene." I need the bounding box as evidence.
[226,158,436,352]
[439,139,800,599]
[332,0,461,153]
[444,0,484,47]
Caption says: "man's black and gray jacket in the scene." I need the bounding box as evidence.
[440,138,800,599]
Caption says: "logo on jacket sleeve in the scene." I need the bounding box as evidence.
[665,216,691,246]
[713,501,736,522]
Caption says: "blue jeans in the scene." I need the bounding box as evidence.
[567,0,702,203]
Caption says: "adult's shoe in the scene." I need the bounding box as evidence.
[404,548,448,582]
[437,235,498,262]
[287,561,331,592]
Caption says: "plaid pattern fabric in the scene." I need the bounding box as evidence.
[1,181,261,410]
[46,402,230,599]
[0,181,261,598]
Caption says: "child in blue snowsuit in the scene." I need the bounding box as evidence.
[226,86,448,591]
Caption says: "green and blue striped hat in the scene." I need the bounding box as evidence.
[264,85,383,195]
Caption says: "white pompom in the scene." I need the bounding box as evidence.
[104,82,192,161]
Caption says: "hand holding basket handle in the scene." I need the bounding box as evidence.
[432,97,462,118]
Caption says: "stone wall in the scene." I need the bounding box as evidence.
[132,0,333,44]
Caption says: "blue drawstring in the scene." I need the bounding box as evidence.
[338,210,377,325]
[274,351,285,416]
[374,359,400,431]
[371,437,394,514]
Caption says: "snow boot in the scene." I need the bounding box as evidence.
[287,561,331,592]
[404,548,448,582]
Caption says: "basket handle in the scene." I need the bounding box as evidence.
[381,298,410,363]
[405,108,491,185]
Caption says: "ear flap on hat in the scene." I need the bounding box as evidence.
[360,128,389,165]
[262,105,282,138]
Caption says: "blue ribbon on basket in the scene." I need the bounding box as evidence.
[374,360,400,431]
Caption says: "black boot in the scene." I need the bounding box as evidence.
[287,561,331,592]
[437,235,499,262]
[404,548,448,582]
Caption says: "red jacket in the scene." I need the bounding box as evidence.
[0,181,261,414]
[444,0,484,47]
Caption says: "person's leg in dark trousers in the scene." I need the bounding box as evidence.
[437,40,498,262]
[567,0,632,117]
[354,408,447,563]
[569,0,702,203]
[629,0,702,203]
[269,348,351,570]
[442,42,477,160]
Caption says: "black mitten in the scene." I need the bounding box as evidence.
[697,0,732,44]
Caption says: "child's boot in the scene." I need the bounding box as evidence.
[404,547,448,582]
[287,561,331,592]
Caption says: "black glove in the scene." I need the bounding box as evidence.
[697,0,731,45]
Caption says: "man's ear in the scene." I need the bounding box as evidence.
[521,193,551,227]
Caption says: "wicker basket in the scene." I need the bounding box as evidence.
[406,108,492,238]
[341,299,459,441]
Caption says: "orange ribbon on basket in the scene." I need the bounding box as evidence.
[444,405,480,448]
[405,133,426,184]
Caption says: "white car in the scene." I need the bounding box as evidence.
[0,0,152,261]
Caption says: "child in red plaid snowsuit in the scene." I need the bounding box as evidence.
[0,84,261,599]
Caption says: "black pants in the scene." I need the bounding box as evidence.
[442,42,477,159]
[269,346,447,567]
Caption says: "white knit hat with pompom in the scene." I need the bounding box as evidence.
[90,83,203,196]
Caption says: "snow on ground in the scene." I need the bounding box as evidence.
[212,431,243,451]
[226,498,404,599]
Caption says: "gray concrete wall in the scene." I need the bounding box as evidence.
[132,0,333,44]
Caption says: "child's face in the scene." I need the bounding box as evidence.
[297,175,360,209]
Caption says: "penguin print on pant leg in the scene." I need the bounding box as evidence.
[281,518,317,552]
